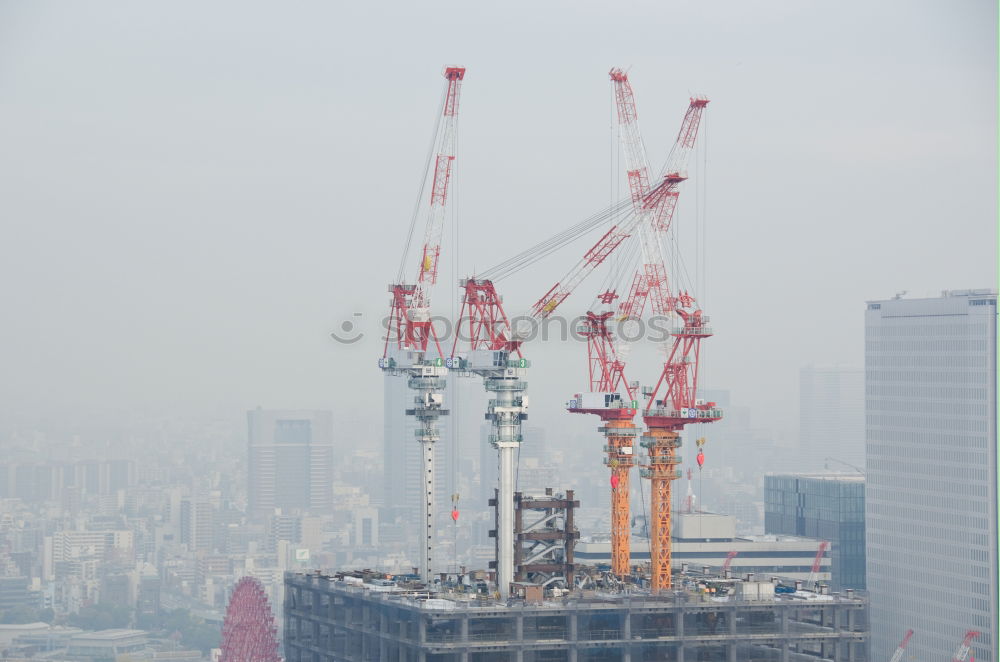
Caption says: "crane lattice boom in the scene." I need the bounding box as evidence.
[385,66,465,359]
[950,631,980,662]
[887,629,914,662]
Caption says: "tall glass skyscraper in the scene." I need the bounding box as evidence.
[865,290,997,662]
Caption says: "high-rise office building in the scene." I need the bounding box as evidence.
[865,290,996,662]
[799,365,864,471]
[247,409,334,519]
[180,497,214,553]
[764,473,865,590]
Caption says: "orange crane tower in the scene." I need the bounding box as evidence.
[627,93,715,593]
[641,299,721,592]
[567,307,638,577]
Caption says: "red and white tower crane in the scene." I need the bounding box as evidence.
[887,629,914,662]
[950,631,980,662]
[566,70,702,579]
[381,66,465,582]
[599,72,713,592]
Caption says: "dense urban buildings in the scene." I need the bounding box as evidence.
[865,289,997,662]
[247,409,334,519]
[764,474,865,590]
[798,365,864,472]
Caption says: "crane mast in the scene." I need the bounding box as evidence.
[641,296,722,592]
[567,304,637,577]
[381,66,465,583]
[451,278,527,598]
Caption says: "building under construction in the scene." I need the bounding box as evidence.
[284,568,867,662]
[327,65,870,662]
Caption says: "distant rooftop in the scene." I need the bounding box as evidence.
[70,629,147,641]
[867,288,997,303]
[767,472,864,482]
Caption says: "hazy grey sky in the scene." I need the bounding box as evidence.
[1,0,995,440]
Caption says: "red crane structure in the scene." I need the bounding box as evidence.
[887,629,914,662]
[722,550,739,573]
[600,75,713,592]
[219,577,281,662]
[565,71,711,579]
[950,631,980,662]
[806,540,830,589]
[454,71,714,596]
[380,66,466,581]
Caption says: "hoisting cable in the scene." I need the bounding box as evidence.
[480,197,635,281]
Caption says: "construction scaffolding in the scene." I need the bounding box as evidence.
[513,489,579,588]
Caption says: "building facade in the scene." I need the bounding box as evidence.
[247,409,334,519]
[865,290,997,661]
[578,513,832,584]
[764,474,865,590]
[285,570,867,662]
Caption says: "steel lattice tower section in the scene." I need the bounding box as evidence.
[641,304,721,592]
[381,66,465,582]
[219,577,280,662]
[567,309,638,577]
